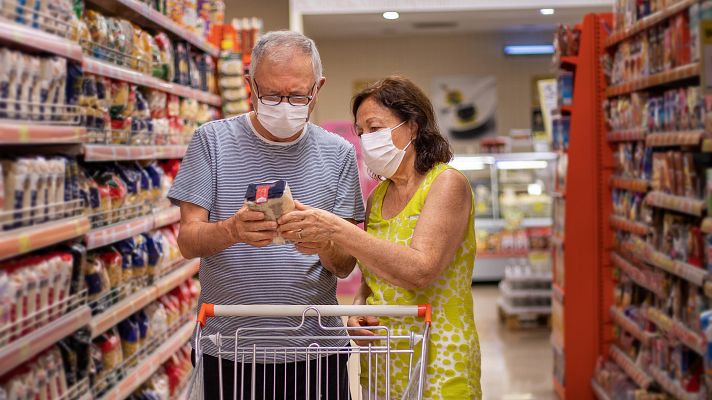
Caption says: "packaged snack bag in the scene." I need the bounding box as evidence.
[244,180,295,244]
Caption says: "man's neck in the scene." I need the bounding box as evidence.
[249,111,303,143]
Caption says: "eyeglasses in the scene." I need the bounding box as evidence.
[253,79,316,106]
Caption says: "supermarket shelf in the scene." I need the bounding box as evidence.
[605,0,697,47]
[645,130,706,147]
[608,129,645,142]
[622,237,708,288]
[0,122,86,144]
[558,56,578,69]
[700,217,712,234]
[591,379,611,400]
[609,215,651,236]
[498,281,552,298]
[649,365,704,400]
[609,176,649,193]
[98,321,194,400]
[553,283,565,304]
[645,191,705,217]
[85,0,220,57]
[90,258,199,338]
[83,144,188,161]
[605,63,700,98]
[86,215,154,250]
[609,306,654,346]
[611,252,666,298]
[646,307,706,356]
[0,216,91,261]
[0,305,91,376]
[153,206,181,229]
[609,345,653,389]
[496,298,551,315]
[82,57,221,106]
[0,18,83,61]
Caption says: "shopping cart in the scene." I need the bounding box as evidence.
[186,303,432,400]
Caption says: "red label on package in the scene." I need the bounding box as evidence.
[256,186,269,204]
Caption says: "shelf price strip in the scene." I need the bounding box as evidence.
[86,215,154,250]
[609,306,655,346]
[645,191,706,217]
[0,123,86,144]
[649,365,704,400]
[605,63,700,98]
[645,130,705,147]
[609,345,653,389]
[610,176,649,193]
[621,237,708,288]
[646,307,707,356]
[609,215,651,236]
[611,252,666,298]
[608,129,645,142]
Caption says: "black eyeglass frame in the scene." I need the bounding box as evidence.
[252,79,317,106]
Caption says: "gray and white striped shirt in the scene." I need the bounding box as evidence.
[168,113,365,360]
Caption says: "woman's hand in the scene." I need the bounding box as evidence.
[278,200,341,243]
[347,315,380,346]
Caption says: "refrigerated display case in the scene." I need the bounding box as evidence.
[452,152,557,281]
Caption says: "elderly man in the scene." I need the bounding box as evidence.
[169,31,364,399]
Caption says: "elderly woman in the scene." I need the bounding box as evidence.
[279,76,481,399]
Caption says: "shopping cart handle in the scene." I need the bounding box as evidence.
[197,303,432,327]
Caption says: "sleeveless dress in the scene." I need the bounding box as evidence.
[359,163,482,399]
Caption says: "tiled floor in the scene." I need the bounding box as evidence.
[339,283,555,399]
[473,284,555,400]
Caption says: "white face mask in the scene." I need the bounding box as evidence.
[360,121,411,179]
[256,102,309,139]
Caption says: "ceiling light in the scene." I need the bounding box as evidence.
[383,11,399,20]
[503,45,555,55]
[540,8,555,15]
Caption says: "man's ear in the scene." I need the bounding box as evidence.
[317,77,326,91]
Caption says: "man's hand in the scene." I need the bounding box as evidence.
[226,205,278,247]
[346,316,380,346]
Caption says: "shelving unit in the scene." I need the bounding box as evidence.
[82,57,221,106]
[605,63,700,97]
[90,258,199,338]
[604,0,697,47]
[0,4,215,395]
[83,144,189,162]
[645,191,706,217]
[0,18,83,61]
[0,123,87,144]
[609,176,649,193]
[0,305,91,376]
[609,306,654,346]
[608,215,651,236]
[551,13,612,399]
[607,129,645,142]
[0,216,91,261]
[85,0,220,57]
[97,321,194,400]
[645,130,706,147]
[590,379,611,400]
[609,345,653,389]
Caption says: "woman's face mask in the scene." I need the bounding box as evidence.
[359,121,411,178]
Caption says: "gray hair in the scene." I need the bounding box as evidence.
[250,31,323,84]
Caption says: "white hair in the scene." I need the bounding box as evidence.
[250,30,323,83]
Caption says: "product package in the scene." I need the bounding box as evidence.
[244,180,295,245]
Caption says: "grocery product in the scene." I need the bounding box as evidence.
[245,180,295,245]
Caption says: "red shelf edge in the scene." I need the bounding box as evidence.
[0,216,91,262]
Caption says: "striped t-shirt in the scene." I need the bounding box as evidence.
[168,113,365,360]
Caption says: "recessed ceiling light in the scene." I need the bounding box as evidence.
[540,8,555,15]
[383,11,399,20]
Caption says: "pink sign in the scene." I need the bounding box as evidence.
[321,120,379,199]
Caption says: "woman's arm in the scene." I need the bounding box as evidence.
[280,169,472,290]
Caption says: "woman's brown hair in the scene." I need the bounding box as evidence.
[352,75,453,175]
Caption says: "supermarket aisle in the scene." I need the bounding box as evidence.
[473,284,555,400]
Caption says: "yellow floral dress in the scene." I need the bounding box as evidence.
[359,163,482,399]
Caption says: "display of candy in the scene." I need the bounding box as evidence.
[553,24,581,58]
[606,85,706,133]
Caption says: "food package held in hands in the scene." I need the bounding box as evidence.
[244,180,295,245]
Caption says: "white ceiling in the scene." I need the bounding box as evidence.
[297,1,612,39]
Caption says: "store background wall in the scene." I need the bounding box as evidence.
[225,0,290,31]
[311,31,553,148]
